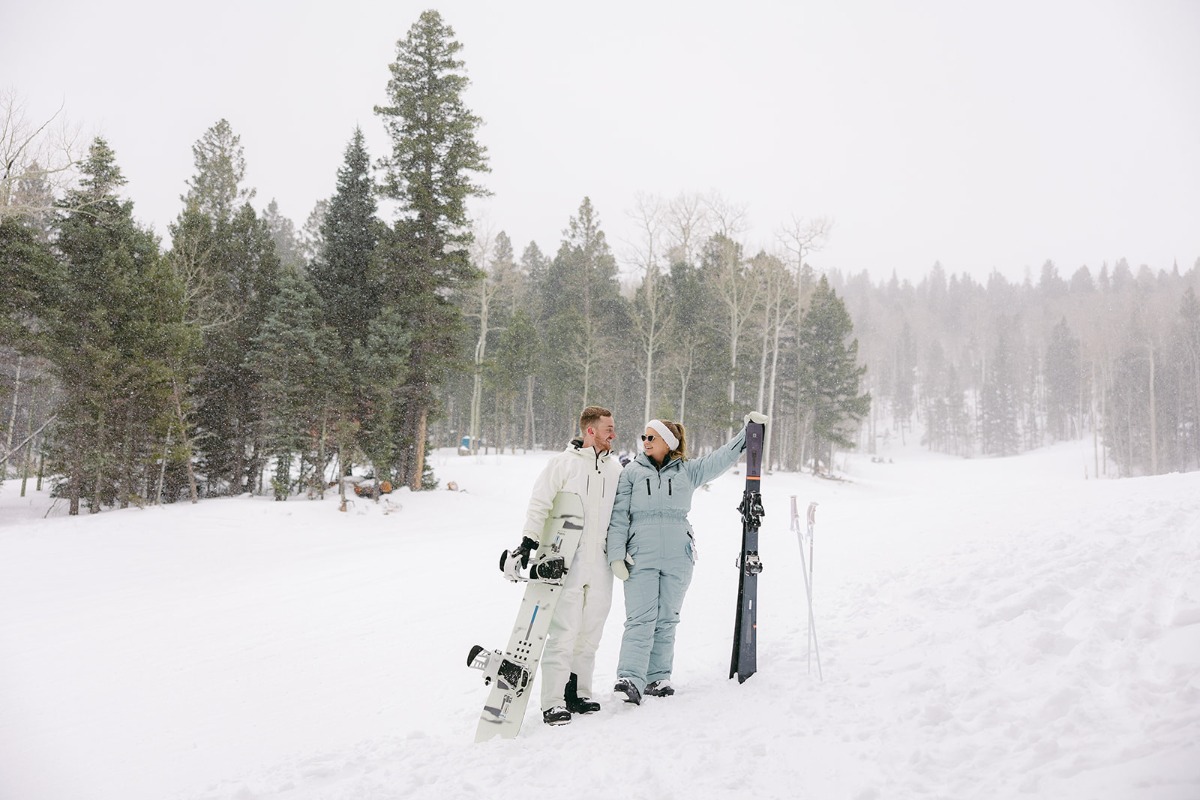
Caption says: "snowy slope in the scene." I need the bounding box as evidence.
[1,440,1198,800]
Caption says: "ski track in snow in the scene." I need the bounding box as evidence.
[1,442,1198,800]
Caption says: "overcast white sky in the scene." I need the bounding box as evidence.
[4,0,1199,283]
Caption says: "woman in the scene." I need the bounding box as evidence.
[606,412,767,704]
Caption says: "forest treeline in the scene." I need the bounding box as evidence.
[2,11,1196,514]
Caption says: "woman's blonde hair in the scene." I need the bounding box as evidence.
[660,420,686,460]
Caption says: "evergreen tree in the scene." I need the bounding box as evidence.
[980,326,1021,456]
[182,119,254,223]
[1107,338,1153,476]
[795,275,870,472]
[490,308,538,452]
[298,199,329,265]
[354,307,412,485]
[170,121,281,494]
[246,269,340,500]
[892,320,917,439]
[1178,289,1200,471]
[701,232,757,437]
[44,138,188,513]
[309,128,381,354]
[539,198,626,432]
[374,9,490,489]
[0,215,58,484]
[0,216,58,351]
[262,200,304,274]
[664,251,725,430]
[1044,317,1081,441]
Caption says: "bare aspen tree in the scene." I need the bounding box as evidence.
[705,194,757,439]
[665,192,709,270]
[750,252,796,470]
[1,90,82,220]
[627,193,672,422]
[662,193,712,421]
[781,216,832,467]
[4,355,19,465]
[466,224,500,455]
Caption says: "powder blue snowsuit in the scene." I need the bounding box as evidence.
[606,426,748,693]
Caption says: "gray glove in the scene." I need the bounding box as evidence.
[744,411,769,425]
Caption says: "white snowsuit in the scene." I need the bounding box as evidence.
[522,441,623,711]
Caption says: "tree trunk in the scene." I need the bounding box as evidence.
[410,408,428,491]
[1148,344,1157,475]
[156,424,172,504]
[92,411,105,513]
[171,380,199,504]
[4,355,20,462]
[19,393,33,497]
[525,375,535,451]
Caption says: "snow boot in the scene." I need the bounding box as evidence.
[645,680,675,697]
[565,672,601,714]
[614,678,642,705]
[542,705,571,726]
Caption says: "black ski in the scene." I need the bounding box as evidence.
[730,421,765,683]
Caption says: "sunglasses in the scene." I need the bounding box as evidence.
[640,434,657,442]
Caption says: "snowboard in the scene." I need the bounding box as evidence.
[730,422,765,683]
[467,491,585,742]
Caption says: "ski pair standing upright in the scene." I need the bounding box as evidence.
[730,420,766,683]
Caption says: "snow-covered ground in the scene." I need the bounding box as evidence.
[1,438,1198,800]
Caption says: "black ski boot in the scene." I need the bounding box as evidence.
[565,672,601,714]
[542,705,571,725]
[614,678,642,705]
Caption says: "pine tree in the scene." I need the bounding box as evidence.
[892,320,918,440]
[45,138,187,513]
[1178,289,1200,471]
[373,10,490,489]
[665,250,725,430]
[980,326,1021,457]
[309,128,381,354]
[539,198,626,431]
[0,216,58,351]
[170,120,281,494]
[182,119,254,223]
[354,307,412,485]
[490,308,538,452]
[262,200,304,274]
[246,269,340,500]
[1044,317,1081,441]
[796,275,870,472]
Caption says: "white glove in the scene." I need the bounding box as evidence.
[611,554,634,581]
[744,411,769,425]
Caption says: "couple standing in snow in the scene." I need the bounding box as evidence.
[509,404,766,726]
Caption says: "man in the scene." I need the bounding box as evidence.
[505,406,622,725]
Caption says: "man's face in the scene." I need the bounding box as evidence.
[588,416,616,452]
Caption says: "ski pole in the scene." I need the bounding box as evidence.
[806,502,822,680]
[790,497,823,680]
